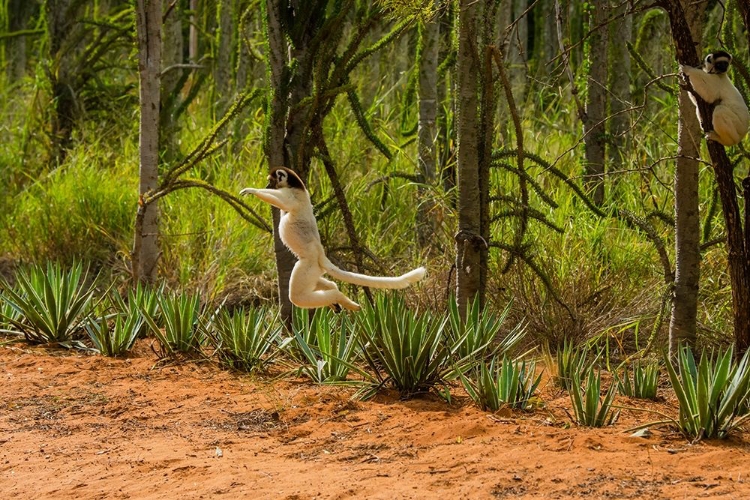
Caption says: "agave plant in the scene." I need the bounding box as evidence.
[0,294,21,334]
[127,283,162,336]
[204,306,284,372]
[461,354,542,411]
[141,292,203,357]
[665,346,750,440]
[292,308,370,384]
[447,295,524,361]
[357,295,463,398]
[555,340,597,391]
[85,303,144,356]
[616,360,660,400]
[0,262,95,345]
[569,366,619,427]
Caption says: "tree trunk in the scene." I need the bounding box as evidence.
[416,9,439,248]
[5,0,36,82]
[189,0,199,62]
[583,2,608,206]
[264,0,294,326]
[668,0,704,357]
[662,0,750,355]
[215,0,234,115]
[160,0,183,160]
[608,0,631,173]
[45,0,78,165]
[133,0,162,284]
[455,0,482,315]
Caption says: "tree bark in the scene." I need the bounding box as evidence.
[45,0,79,165]
[661,0,750,355]
[455,0,482,315]
[215,0,234,115]
[668,0,704,357]
[583,2,608,206]
[5,0,36,81]
[607,0,631,173]
[416,8,439,248]
[160,0,183,160]
[133,0,162,284]
[264,0,294,326]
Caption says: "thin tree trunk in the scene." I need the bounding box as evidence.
[608,0,631,174]
[455,0,482,315]
[215,0,234,115]
[662,0,750,355]
[189,0,199,62]
[46,0,78,165]
[583,2,607,205]
[264,0,294,326]
[416,9,439,248]
[160,0,182,160]
[668,0,704,357]
[133,0,162,284]
[5,0,35,81]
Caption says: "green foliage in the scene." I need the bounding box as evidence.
[126,283,162,337]
[357,295,461,398]
[85,301,143,356]
[665,346,750,440]
[555,340,597,391]
[569,367,619,427]
[141,292,203,357]
[0,262,95,345]
[204,307,283,372]
[2,151,135,265]
[291,308,369,384]
[616,360,660,400]
[447,295,524,361]
[461,354,542,412]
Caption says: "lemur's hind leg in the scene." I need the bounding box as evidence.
[315,277,343,312]
[289,260,361,311]
[709,110,741,146]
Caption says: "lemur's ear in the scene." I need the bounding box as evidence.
[268,167,306,191]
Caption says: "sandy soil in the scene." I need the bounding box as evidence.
[1,339,749,499]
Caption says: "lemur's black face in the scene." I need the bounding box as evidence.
[267,167,306,190]
[705,51,732,74]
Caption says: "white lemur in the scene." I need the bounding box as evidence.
[240,167,426,311]
[679,50,749,147]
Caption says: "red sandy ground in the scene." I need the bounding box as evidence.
[1,339,749,499]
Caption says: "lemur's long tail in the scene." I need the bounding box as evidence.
[321,258,426,289]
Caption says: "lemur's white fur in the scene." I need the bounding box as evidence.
[680,51,749,147]
[240,167,426,311]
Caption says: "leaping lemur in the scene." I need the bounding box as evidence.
[680,50,749,147]
[241,167,426,311]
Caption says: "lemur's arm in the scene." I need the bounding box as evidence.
[679,65,720,103]
[240,188,296,212]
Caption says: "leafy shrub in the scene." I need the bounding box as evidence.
[0,262,95,345]
[141,292,203,357]
[204,306,283,372]
[127,283,162,336]
[569,366,619,427]
[665,346,750,440]
[616,360,660,400]
[461,354,542,411]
